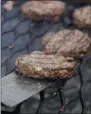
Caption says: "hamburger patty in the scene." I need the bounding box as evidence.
[15,51,76,79]
[73,6,91,28]
[41,29,91,58]
[21,1,65,21]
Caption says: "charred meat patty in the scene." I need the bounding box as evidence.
[73,6,91,28]
[15,51,76,79]
[21,1,65,21]
[41,29,91,58]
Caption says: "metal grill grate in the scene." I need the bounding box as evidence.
[1,1,91,114]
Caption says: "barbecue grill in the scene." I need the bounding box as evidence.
[1,1,91,114]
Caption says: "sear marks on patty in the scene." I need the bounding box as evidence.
[73,6,91,28]
[21,1,65,21]
[41,29,91,58]
[15,51,76,79]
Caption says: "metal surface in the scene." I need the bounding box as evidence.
[2,72,52,107]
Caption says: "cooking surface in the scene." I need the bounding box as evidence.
[1,1,91,113]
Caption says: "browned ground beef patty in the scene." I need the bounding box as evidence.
[15,51,76,79]
[21,1,65,21]
[41,29,91,58]
[73,6,91,28]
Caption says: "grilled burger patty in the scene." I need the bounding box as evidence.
[73,6,91,28]
[15,51,76,79]
[41,29,90,58]
[21,1,65,21]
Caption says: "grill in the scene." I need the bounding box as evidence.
[1,1,91,114]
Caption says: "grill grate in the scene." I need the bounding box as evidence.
[1,1,91,114]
